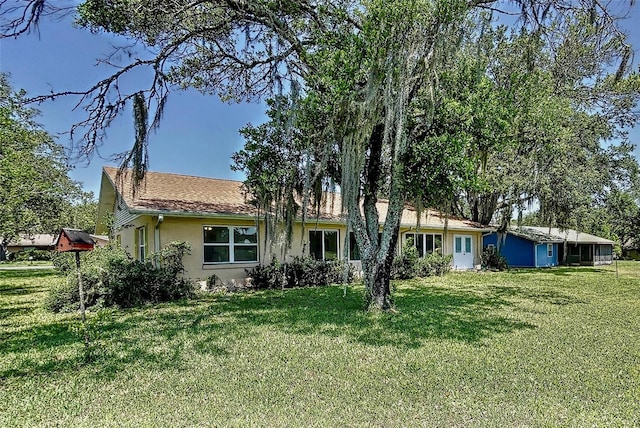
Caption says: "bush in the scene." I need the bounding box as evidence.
[43,277,80,313]
[391,239,419,280]
[247,256,355,289]
[391,238,453,279]
[10,249,52,262]
[46,241,195,312]
[51,251,75,273]
[415,253,453,277]
[481,247,508,271]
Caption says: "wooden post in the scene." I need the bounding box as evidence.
[75,251,89,349]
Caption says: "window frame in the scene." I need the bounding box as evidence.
[136,226,147,262]
[547,243,553,258]
[404,232,443,257]
[203,225,258,264]
[309,229,340,261]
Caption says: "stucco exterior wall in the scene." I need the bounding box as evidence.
[116,215,485,284]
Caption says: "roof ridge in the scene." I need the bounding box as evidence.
[103,166,245,185]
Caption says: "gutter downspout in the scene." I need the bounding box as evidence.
[154,214,164,258]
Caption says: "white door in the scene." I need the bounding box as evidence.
[453,235,474,269]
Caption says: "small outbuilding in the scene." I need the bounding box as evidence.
[483,227,615,268]
[55,229,95,253]
[483,228,561,268]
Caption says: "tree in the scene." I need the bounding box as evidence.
[2,1,637,309]
[0,74,89,246]
[425,12,640,229]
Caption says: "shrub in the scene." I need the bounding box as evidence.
[43,277,80,313]
[51,251,75,273]
[481,247,508,271]
[46,241,195,312]
[391,239,419,279]
[247,256,355,289]
[415,253,453,277]
[10,249,52,262]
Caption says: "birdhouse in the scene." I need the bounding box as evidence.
[55,228,95,252]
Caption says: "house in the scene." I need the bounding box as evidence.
[96,167,491,284]
[483,226,615,267]
[0,234,56,261]
[482,228,561,268]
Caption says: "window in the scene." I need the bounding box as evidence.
[309,230,339,260]
[547,244,553,258]
[203,226,258,264]
[404,232,443,257]
[136,227,146,261]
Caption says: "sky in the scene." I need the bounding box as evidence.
[0,3,639,198]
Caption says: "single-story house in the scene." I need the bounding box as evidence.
[0,234,56,261]
[96,167,491,284]
[482,228,561,268]
[483,226,615,267]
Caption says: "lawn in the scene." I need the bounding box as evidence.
[1,263,639,427]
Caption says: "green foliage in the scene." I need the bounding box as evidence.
[9,249,52,262]
[391,239,419,280]
[50,251,75,273]
[247,256,355,289]
[0,74,90,242]
[45,242,194,312]
[392,239,453,279]
[36,0,640,310]
[415,253,454,277]
[481,247,508,271]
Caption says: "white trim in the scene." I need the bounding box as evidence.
[403,232,443,256]
[309,229,340,261]
[203,225,258,264]
[137,226,146,261]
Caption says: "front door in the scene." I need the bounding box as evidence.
[453,235,474,269]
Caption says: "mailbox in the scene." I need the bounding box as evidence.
[55,228,95,252]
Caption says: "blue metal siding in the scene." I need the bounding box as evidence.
[483,233,535,267]
[535,243,558,267]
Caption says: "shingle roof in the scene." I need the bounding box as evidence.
[523,227,616,245]
[103,166,488,230]
[5,234,56,247]
[58,228,95,245]
[507,227,564,243]
[104,167,260,217]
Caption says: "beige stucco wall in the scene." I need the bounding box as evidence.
[114,215,485,285]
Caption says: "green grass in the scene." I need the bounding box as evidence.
[0,260,53,267]
[1,263,639,426]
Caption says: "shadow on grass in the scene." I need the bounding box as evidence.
[0,269,59,280]
[2,277,585,379]
[506,267,610,276]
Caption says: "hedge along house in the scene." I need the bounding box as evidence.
[483,226,615,268]
[482,228,562,268]
[96,167,490,284]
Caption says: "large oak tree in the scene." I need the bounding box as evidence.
[2,0,638,309]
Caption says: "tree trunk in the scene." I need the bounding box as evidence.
[362,257,393,310]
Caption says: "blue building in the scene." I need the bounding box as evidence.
[483,228,561,268]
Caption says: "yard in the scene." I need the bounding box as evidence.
[1,263,639,426]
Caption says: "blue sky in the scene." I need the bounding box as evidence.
[1,4,639,197]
